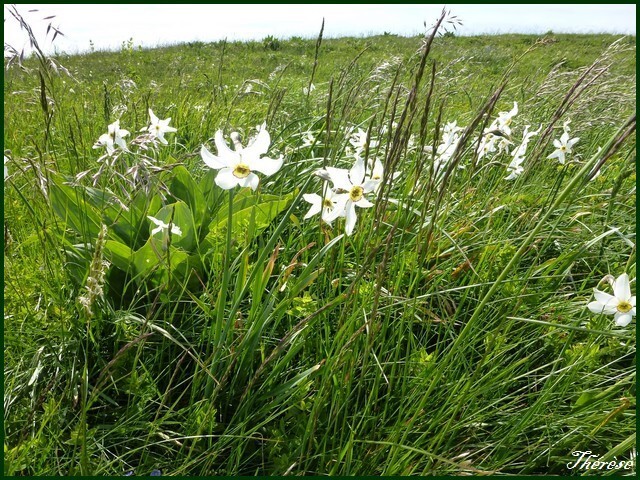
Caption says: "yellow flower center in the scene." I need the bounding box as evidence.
[233,164,251,178]
[617,301,632,313]
[323,198,334,209]
[349,186,364,202]
[560,146,566,151]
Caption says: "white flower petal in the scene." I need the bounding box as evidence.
[593,289,615,305]
[98,133,111,146]
[303,194,323,219]
[363,179,380,193]
[244,123,270,157]
[215,168,239,190]
[356,197,374,208]
[613,273,631,302]
[245,172,260,191]
[303,193,321,205]
[325,167,352,191]
[349,158,366,185]
[248,155,283,177]
[322,206,340,223]
[201,145,226,169]
[115,137,128,151]
[214,130,237,161]
[371,158,384,179]
[325,194,349,222]
[149,108,159,124]
[587,301,610,315]
[344,200,357,236]
[147,216,164,227]
[614,312,633,327]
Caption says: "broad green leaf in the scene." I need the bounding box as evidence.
[132,239,189,282]
[206,190,295,247]
[82,186,136,245]
[149,201,197,252]
[167,165,207,225]
[50,177,102,239]
[104,240,134,272]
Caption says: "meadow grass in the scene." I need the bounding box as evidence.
[3,12,636,476]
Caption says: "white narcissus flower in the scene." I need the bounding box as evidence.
[142,108,177,145]
[494,101,518,135]
[95,120,130,155]
[477,103,517,161]
[147,216,182,237]
[303,83,316,95]
[504,161,524,180]
[324,158,378,235]
[303,186,342,224]
[301,131,316,148]
[588,273,636,327]
[367,158,401,192]
[4,155,8,180]
[200,123,283,191]
[443,121,463,138]
[349,128,378,154]
[505,125,539,180]
[547,131,579,165]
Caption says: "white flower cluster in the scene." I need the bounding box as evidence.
[424,121,465,176]
[300,126,401,236]
[505,125,540,180]
[93,109,177,156]
[477,102,518,161]
[305,158,382,236]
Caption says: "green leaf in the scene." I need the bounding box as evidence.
[104,240,134,272]
[50,177,102,239]
[168,165,206,225]
[149,201,197,252]
[206,190,295,247]
[132,239,189,282]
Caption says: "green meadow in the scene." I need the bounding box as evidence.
[3,12,636,476]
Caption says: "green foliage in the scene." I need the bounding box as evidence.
[262,35,281,51]
[3,21,636,478]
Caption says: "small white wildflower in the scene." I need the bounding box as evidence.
[547,131,579,165]
[324,158,378,235]
[303,186,342,225]
[588,273,636,327]
[94,120,130,156]
[200,123,283,191]
[147,216,182,237]
[141,109,177,145]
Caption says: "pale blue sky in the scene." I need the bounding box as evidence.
[4,4,636,55]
